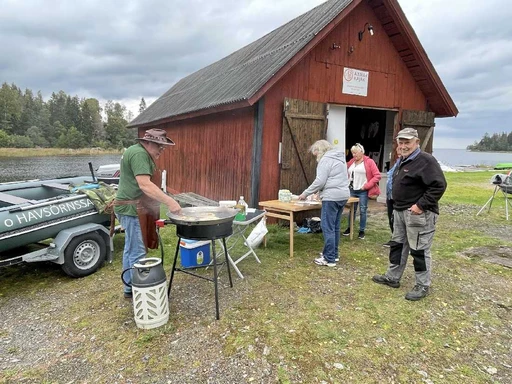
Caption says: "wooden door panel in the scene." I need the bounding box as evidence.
[401,110,435,153]
[280,98,327,195]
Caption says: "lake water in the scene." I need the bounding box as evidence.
[0,154,122,183]
[1,149,511,184]
[432,149,512,168]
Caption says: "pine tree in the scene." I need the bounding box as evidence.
[139,97,146,114]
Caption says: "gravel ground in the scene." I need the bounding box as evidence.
[1,203,510,383]
[0,272,279,383]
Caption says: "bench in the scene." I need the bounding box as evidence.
[41,183,71,191]
[0,192,34,205]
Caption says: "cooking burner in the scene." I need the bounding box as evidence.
[164,206,237,320]
[175,221,233,240]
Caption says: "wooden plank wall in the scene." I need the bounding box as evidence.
[258,1,429,202]
[152,107,255,202]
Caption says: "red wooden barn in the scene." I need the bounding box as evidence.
[128,0,458,207]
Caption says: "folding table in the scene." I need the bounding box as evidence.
[259,197,359,258]
[215,209,266,279]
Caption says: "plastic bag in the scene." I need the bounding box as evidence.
[245,217,268,248]
[302,217,322,233]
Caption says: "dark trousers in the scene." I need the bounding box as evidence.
[386,198,394,233]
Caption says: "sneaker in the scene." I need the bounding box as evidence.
[320,252,339,262]
[342,228,350,236]
[372,274,400,288]
[383,240,392,248]
[314,257,336,267]
[405,285,429,301]
[123,291,133,299]
[358,231,365,240]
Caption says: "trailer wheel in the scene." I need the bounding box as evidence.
[62,232,106,277]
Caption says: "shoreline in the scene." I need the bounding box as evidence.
[439,163,505,173]
[0,148,122,157]
[434,148,512,154]
[433,148,512,170]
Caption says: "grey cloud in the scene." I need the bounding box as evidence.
[0,0,510,148]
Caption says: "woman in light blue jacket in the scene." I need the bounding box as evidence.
[299,140,350,267]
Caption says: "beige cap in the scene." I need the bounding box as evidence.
[396,127,418,139]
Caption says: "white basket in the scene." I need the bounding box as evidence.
[132,282,169,329]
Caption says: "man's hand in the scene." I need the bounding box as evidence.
[298,193,306,201]
[409,204,423,215]
[136,174,182,214]
[167,200,182,215]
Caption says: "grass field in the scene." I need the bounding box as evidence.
[0,170,511,383]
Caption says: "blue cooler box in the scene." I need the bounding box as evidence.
[179,239,211,268]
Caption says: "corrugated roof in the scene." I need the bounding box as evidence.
[129,0,352,127]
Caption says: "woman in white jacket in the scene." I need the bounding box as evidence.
[299,140,350,267]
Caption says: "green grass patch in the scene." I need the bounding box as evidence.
[0,171,511,383]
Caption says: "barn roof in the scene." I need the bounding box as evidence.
[130,0,457,128]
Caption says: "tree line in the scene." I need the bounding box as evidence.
[0,82,147,149]
[467,131,512,152]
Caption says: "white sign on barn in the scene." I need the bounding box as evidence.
[342,67,369,97]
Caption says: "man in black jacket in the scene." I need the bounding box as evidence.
[372,128,447,301]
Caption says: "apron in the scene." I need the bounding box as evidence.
[110,171,162,251]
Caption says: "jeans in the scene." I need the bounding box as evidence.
[117,214,146,294]
[348,189,369,232]
[321,200,347,263]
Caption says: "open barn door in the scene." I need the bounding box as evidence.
[401,110,436,153]
[280,98,327,195]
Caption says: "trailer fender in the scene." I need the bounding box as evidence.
[50,223,113,265]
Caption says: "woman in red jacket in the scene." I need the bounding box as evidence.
[344,143,381,239]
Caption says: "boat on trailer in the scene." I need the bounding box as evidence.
[0,176,113,277]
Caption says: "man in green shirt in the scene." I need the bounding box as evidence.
[115,129,181,298]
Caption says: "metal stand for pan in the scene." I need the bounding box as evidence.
[164,220,234,320]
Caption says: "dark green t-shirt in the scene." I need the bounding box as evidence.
[114,143,156,216]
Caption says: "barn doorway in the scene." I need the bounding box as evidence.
[345,107,387,169]
[327,105,397,172]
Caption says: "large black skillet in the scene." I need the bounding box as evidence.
[166,206,239,240]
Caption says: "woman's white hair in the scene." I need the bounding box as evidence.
[309,139,333,161]
[350,143,365,154]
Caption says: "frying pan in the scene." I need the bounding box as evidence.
[166,206,238,226]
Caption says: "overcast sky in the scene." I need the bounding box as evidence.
[1,0,511,149]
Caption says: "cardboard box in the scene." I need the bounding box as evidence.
[179,239,211,268]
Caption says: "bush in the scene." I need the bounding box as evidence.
[92,140,111,149]
[9,135,34,148]
[27,126,49,147]
[0,130,9,147]
[56,126,86,149]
